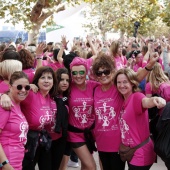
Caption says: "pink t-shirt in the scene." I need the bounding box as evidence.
[21,91,61,140]
[133,57,143,72]
[67,81,99,142]
[94,85,123,152]
[119,92,156,166]
[47,62,64,71]
[145,82,157,96]
[0,81,9,93]
[0,102,28,170]
[23,68,35,83]
[114,55,127,70]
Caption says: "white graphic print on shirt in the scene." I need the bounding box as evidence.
[72,101,93,127]
[19,122,28,143]
[95,100,117,130]
[38,107,55,130]
[119,109,133,145]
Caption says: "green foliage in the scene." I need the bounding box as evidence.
[83,0,170,36]
[0,0,98,31]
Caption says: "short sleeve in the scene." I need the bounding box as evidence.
[133,92,146,115]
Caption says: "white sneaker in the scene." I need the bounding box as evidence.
[67,159,79,168]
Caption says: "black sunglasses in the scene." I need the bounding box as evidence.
[96,70,111,77]
[12,84,31,91]
[71,70,85,76]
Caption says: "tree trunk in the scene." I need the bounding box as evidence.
[28,24,41,44]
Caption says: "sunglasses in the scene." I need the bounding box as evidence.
[12,84,31,91]
[96,70,111,77]
[71,70,85,76]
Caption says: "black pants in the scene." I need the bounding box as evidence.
[22,137,66,170]
[22,144,51,170]
[98,151,125,170]
[50,137,67,170]
[128,164,152,170]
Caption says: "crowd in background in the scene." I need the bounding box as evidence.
[0,33,169,170]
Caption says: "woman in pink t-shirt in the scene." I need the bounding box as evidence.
[0,60,22,93]
[92,54,125,170]
[110,41,127,70]
[45,48,65,71]
[21,66,59,170]
[67,57,99,170]
[114,68,165,170]
[0,71,30,170]
[0,67,59,170]
[92,53,161,170]
[130,50,143,72]
[18,49,35,83]
[145,62,170,98]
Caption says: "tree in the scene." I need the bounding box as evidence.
[83,0,170,37]
[0,0,98,44]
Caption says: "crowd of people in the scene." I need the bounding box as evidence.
[0,33,169,170]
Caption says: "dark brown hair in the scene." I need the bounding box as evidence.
[56,68,71,97]
[32,66,57,97]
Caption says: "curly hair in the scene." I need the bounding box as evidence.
[92,52,115,77]
[18,49,34,69]
[113,68,140,93]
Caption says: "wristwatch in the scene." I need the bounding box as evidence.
[0,160,9,167]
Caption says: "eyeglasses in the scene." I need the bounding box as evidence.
[71,70,85,76]
[12,84,31,91]
[96,70,111,77]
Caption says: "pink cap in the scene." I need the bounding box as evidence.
[70,57,87,71]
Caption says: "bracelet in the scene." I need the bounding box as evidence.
[0,160,9,168]
[145,66,153,71]
[36,58,43,60]
[36,54,43,59]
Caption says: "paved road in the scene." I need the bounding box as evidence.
[35,152,167,170]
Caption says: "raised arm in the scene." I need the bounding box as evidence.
[86,35,97,57]
[136,52,159,82]
[57,36,68,64]
[35,43,46,70]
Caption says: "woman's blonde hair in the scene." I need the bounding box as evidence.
[114,68,140,93]
[0,60,22,80]
[147,62,169,91]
